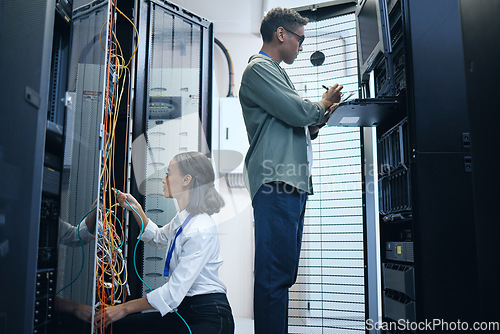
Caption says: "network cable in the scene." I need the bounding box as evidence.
[94,3,189,333]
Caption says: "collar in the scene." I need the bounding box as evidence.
[251,54,284,71]
[172,209,191,230]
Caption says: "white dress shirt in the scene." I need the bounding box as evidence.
[58,218,94,247]
[141,210,227,316]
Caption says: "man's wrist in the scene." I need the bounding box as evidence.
[318,99,330,111]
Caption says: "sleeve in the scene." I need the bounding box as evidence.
[79,220,95,241]
[140,219,172,248]
[58,218,95,247]
[145,227,216,316]
[242,61,325,127]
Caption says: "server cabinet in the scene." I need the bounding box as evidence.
[0,1,56,333]
[339,0,485,329]
[459,0,500,324]
[128,0,213,299]
[375,0,479,328]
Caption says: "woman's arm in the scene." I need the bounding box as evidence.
[55,297,93,323]
[84,200,98,234]
[94,297,154,328]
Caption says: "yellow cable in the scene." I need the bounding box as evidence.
[96,3,140,323]
[116,7,139,68]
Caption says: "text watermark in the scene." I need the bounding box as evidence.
[366,319,500,332]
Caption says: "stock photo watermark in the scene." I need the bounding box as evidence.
[365,319,500,332]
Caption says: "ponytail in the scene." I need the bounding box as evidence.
[174,152,225,216]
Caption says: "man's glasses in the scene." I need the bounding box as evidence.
[283,28,305,46]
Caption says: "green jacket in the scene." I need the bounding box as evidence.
[239,54,326,199]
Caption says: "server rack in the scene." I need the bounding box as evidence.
[334,0,485,329]
[459,0,500,324]
[0,1,57,333]
[1,0,130,332]
[372,0,479,328]
[1,0,209,331]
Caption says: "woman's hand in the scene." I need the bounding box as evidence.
[94,304,128,329]
[113,189,149,228]
[74,303,93,323]
[55,297,93,323]
[113,189,140,211]
[94,297,154,329]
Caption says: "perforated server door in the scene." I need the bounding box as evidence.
[130,0,213,298]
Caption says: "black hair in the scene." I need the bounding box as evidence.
[174,152,225,216]
[260,7,308,43]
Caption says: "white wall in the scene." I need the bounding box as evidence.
[213,34,262,100]
[211,33,261,319]
[212,181,254,319]
[172,0,264,35]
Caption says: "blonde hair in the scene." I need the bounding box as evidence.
[174,152,225,216]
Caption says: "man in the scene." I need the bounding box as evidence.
[239,7,343,334]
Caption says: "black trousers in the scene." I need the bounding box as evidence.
[112,293,234,334]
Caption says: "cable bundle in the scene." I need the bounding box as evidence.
[94,3,192,333]
[95,205,127,307]
[95,0,138,332]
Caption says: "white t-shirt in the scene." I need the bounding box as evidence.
[305,126,313,177]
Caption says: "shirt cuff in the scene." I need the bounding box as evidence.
[139,219,158,242]
[146,288,173,316]
[316,102,326,124]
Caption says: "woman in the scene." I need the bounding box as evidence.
[95,152,234,334]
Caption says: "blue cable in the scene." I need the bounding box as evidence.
[122,197,154,292]
[117,189,192,334]
[174,309,192,334]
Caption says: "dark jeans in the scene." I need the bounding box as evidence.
[112,293,234,334]
[252,182,308,334]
